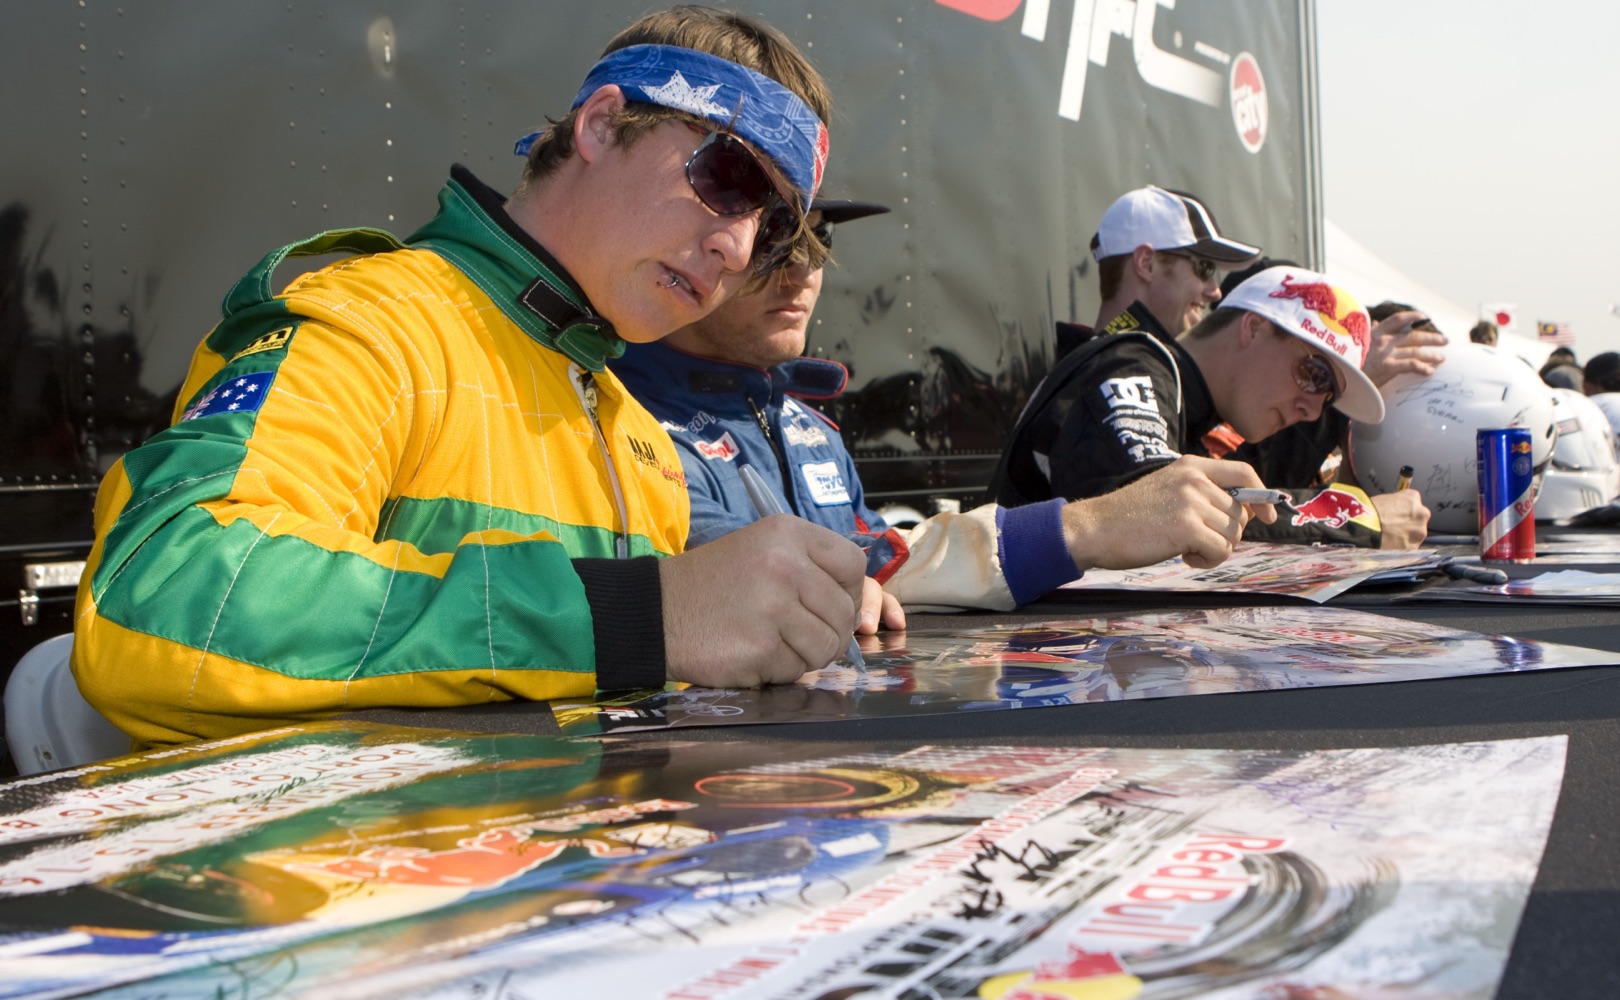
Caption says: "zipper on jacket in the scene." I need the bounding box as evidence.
[571,364,631,559]
[746,395,798,514]
[748,396,774,443]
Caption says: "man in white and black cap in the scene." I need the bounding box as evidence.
[1056,186,1262,357]
[991,266,1431,549]
[615,199,1282,618]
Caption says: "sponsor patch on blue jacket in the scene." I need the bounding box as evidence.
[801,461,850,507]
[180,371,274,422]
[695,431,741,461]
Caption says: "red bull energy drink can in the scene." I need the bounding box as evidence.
[1477,428,1536,563]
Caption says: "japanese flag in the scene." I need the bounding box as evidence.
[1480,302,1518,334]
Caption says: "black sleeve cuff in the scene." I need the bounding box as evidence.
[573,556,666,690]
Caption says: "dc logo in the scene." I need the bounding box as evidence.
[1101,376,1156,410]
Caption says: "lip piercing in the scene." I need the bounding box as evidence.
[664,273,681,288]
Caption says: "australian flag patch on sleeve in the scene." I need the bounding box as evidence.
[181,371,275,422]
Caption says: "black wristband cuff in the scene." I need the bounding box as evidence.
[574,556,666,690]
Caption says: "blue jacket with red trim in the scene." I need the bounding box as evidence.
[610,341,909,581]
[612,340,1081,610]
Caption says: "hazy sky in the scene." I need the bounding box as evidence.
[1317,0,1620,359]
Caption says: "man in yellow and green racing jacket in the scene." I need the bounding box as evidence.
[73,6,868,747]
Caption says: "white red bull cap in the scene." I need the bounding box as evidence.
[1219,265,1385,424]
[1090,186,1261,264]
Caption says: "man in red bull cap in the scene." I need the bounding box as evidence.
[990,266,1432,549]
[1055,186,1262,358]
[1209,262,1447,491]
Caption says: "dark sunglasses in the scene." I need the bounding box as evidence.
[747,215,834,278]
[1160,249,1219,282]
[683,125,804,275]
[1294,351,1340,403]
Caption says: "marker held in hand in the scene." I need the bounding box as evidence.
[738,463,868,672]
[1226,488,1290,505]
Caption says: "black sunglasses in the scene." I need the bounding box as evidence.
[683,125,804,275]
[1294,351,1340,404]
[806,219,834,252]
[1160,249,1219,282]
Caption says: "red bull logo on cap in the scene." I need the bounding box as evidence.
[1270,274,1371,359]
[1289,488,1369,529]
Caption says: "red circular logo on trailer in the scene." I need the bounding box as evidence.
[1230,52,1268,153]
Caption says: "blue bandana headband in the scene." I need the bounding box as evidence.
[514,44,828,205]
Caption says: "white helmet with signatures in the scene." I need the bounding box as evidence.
[1347,343,1558,534]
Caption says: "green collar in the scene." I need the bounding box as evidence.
[407,166,625,372]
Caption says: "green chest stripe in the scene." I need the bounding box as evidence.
[377,495,666,559]
[94,506,597,680]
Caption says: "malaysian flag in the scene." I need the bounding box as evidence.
[1536,321,1575,346]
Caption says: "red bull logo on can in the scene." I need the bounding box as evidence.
[1478,428,1537,563]
[1270,275,1370,358]
[1289,488,1369,529]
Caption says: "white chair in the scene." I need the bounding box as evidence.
[4,633,130,775]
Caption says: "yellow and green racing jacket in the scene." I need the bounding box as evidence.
[73,166,689,746]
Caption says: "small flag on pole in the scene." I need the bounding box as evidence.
[1480,302,1518,334]
[1536,321,1575,346]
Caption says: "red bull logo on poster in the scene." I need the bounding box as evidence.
[1289,488,1368,529]
[1270,275,1371,358]
[978,948,1140,999]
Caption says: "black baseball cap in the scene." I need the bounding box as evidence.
[809,199,890,224]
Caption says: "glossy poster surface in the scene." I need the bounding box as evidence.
[1399,568,1620,606]
[0,725,1564,999]
[552,606,1615,735]
[1055,542,1444,602]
